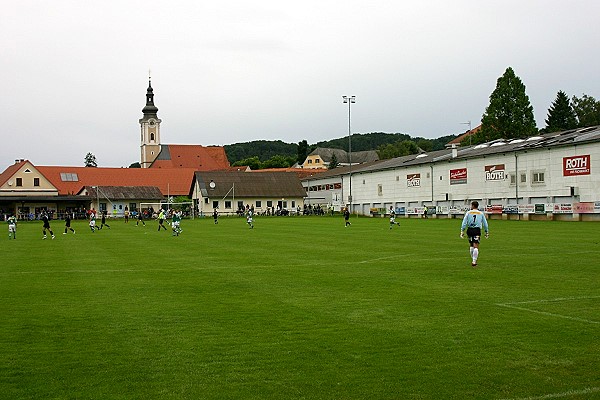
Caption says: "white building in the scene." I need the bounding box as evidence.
[302,127,600,221]
[190,171,306,216]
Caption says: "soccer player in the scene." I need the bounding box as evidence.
[460,201,489,267]
[171,210,182,236]
[99,210,110,230]
[246,210,254,229]
[89,211,98,232]
[41,211,55,239]
[8,214,17,239]
[213,208,219,224]
[389,207,399,229]
[157,209,167,231]
[64,213,75,234]
[136,210,146,226]
[344,207,351,227]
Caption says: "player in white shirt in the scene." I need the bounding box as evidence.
[460,201,489,267]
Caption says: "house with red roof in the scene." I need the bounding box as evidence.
[0,159,197,219]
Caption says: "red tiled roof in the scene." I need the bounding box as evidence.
[150,145,230,170]
[36,166,197,196]
[447,125,482,146]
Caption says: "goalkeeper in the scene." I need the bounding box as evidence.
[460,201,489,267]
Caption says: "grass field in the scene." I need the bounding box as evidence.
[1,215,599,399]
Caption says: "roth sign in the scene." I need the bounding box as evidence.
[563,155,591,176]
[407,173,421,187]
[485,164,505,181]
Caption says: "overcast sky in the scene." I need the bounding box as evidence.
[2,1,599,167]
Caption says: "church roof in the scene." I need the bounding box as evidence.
[150,145,231,170]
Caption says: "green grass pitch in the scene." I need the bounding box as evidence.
[1,216,599,399]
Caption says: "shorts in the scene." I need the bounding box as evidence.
[9,224,16,233]
[90,220,96,227]
[466,227,481,245]
[172,221,180,229]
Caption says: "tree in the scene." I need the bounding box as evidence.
[544,91,578,132]
[376,140,420,160]
[129,162,141,168]
[479,67,537,143]
[297,140,309,164]
[571,94,600,128]
[232,156,261,170]
[84,152,97,167]
[328,153,339,169]
[261,155,295,169]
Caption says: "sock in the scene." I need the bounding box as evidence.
[472,248,479,263]
[469,247,474,258]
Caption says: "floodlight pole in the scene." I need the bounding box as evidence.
[343,95,355,214]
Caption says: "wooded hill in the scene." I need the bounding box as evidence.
[224,132,458,167]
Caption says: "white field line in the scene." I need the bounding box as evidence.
[0,253,460,276]
[496,296,600,325]
[498,386,600,400]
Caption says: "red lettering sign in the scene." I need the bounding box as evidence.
[450,168,467,185]
[563,155,591,176]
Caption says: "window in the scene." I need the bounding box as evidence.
[212,201,218,209]
[100,203,107,212]
[510,174,516,184]
[60,173,79,182]
[237,201,244,210]
[378,184,383,196]
[315,159,320,163]
[34,177,40,186]
[225,201,231,209]
[307,160,312,164]
[291,201,295,208]
[129,203,137,212]
[532,171,545,184]
[150,133,155,141]
[16,178,22,187]
[267,200,273,207]
[256,200,262,208]
[204,198,209,204]
[520,173,527,183]
[283,201,288,208]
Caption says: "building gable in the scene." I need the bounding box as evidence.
[0,160,58,195]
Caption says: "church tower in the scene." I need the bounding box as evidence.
[139,78,162,168]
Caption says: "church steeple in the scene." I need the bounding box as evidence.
[139,74,162,168]
[142,79,159,118]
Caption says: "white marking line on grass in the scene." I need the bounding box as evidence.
[356,254,457,264]
[498,386,600,400]
[496,296,600,325]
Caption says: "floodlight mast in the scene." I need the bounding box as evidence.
[342,95,355,214]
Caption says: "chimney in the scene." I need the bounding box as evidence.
[451,144,458,158]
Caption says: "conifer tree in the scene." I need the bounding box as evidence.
[478,67,537,143]
[545,90,577,132]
